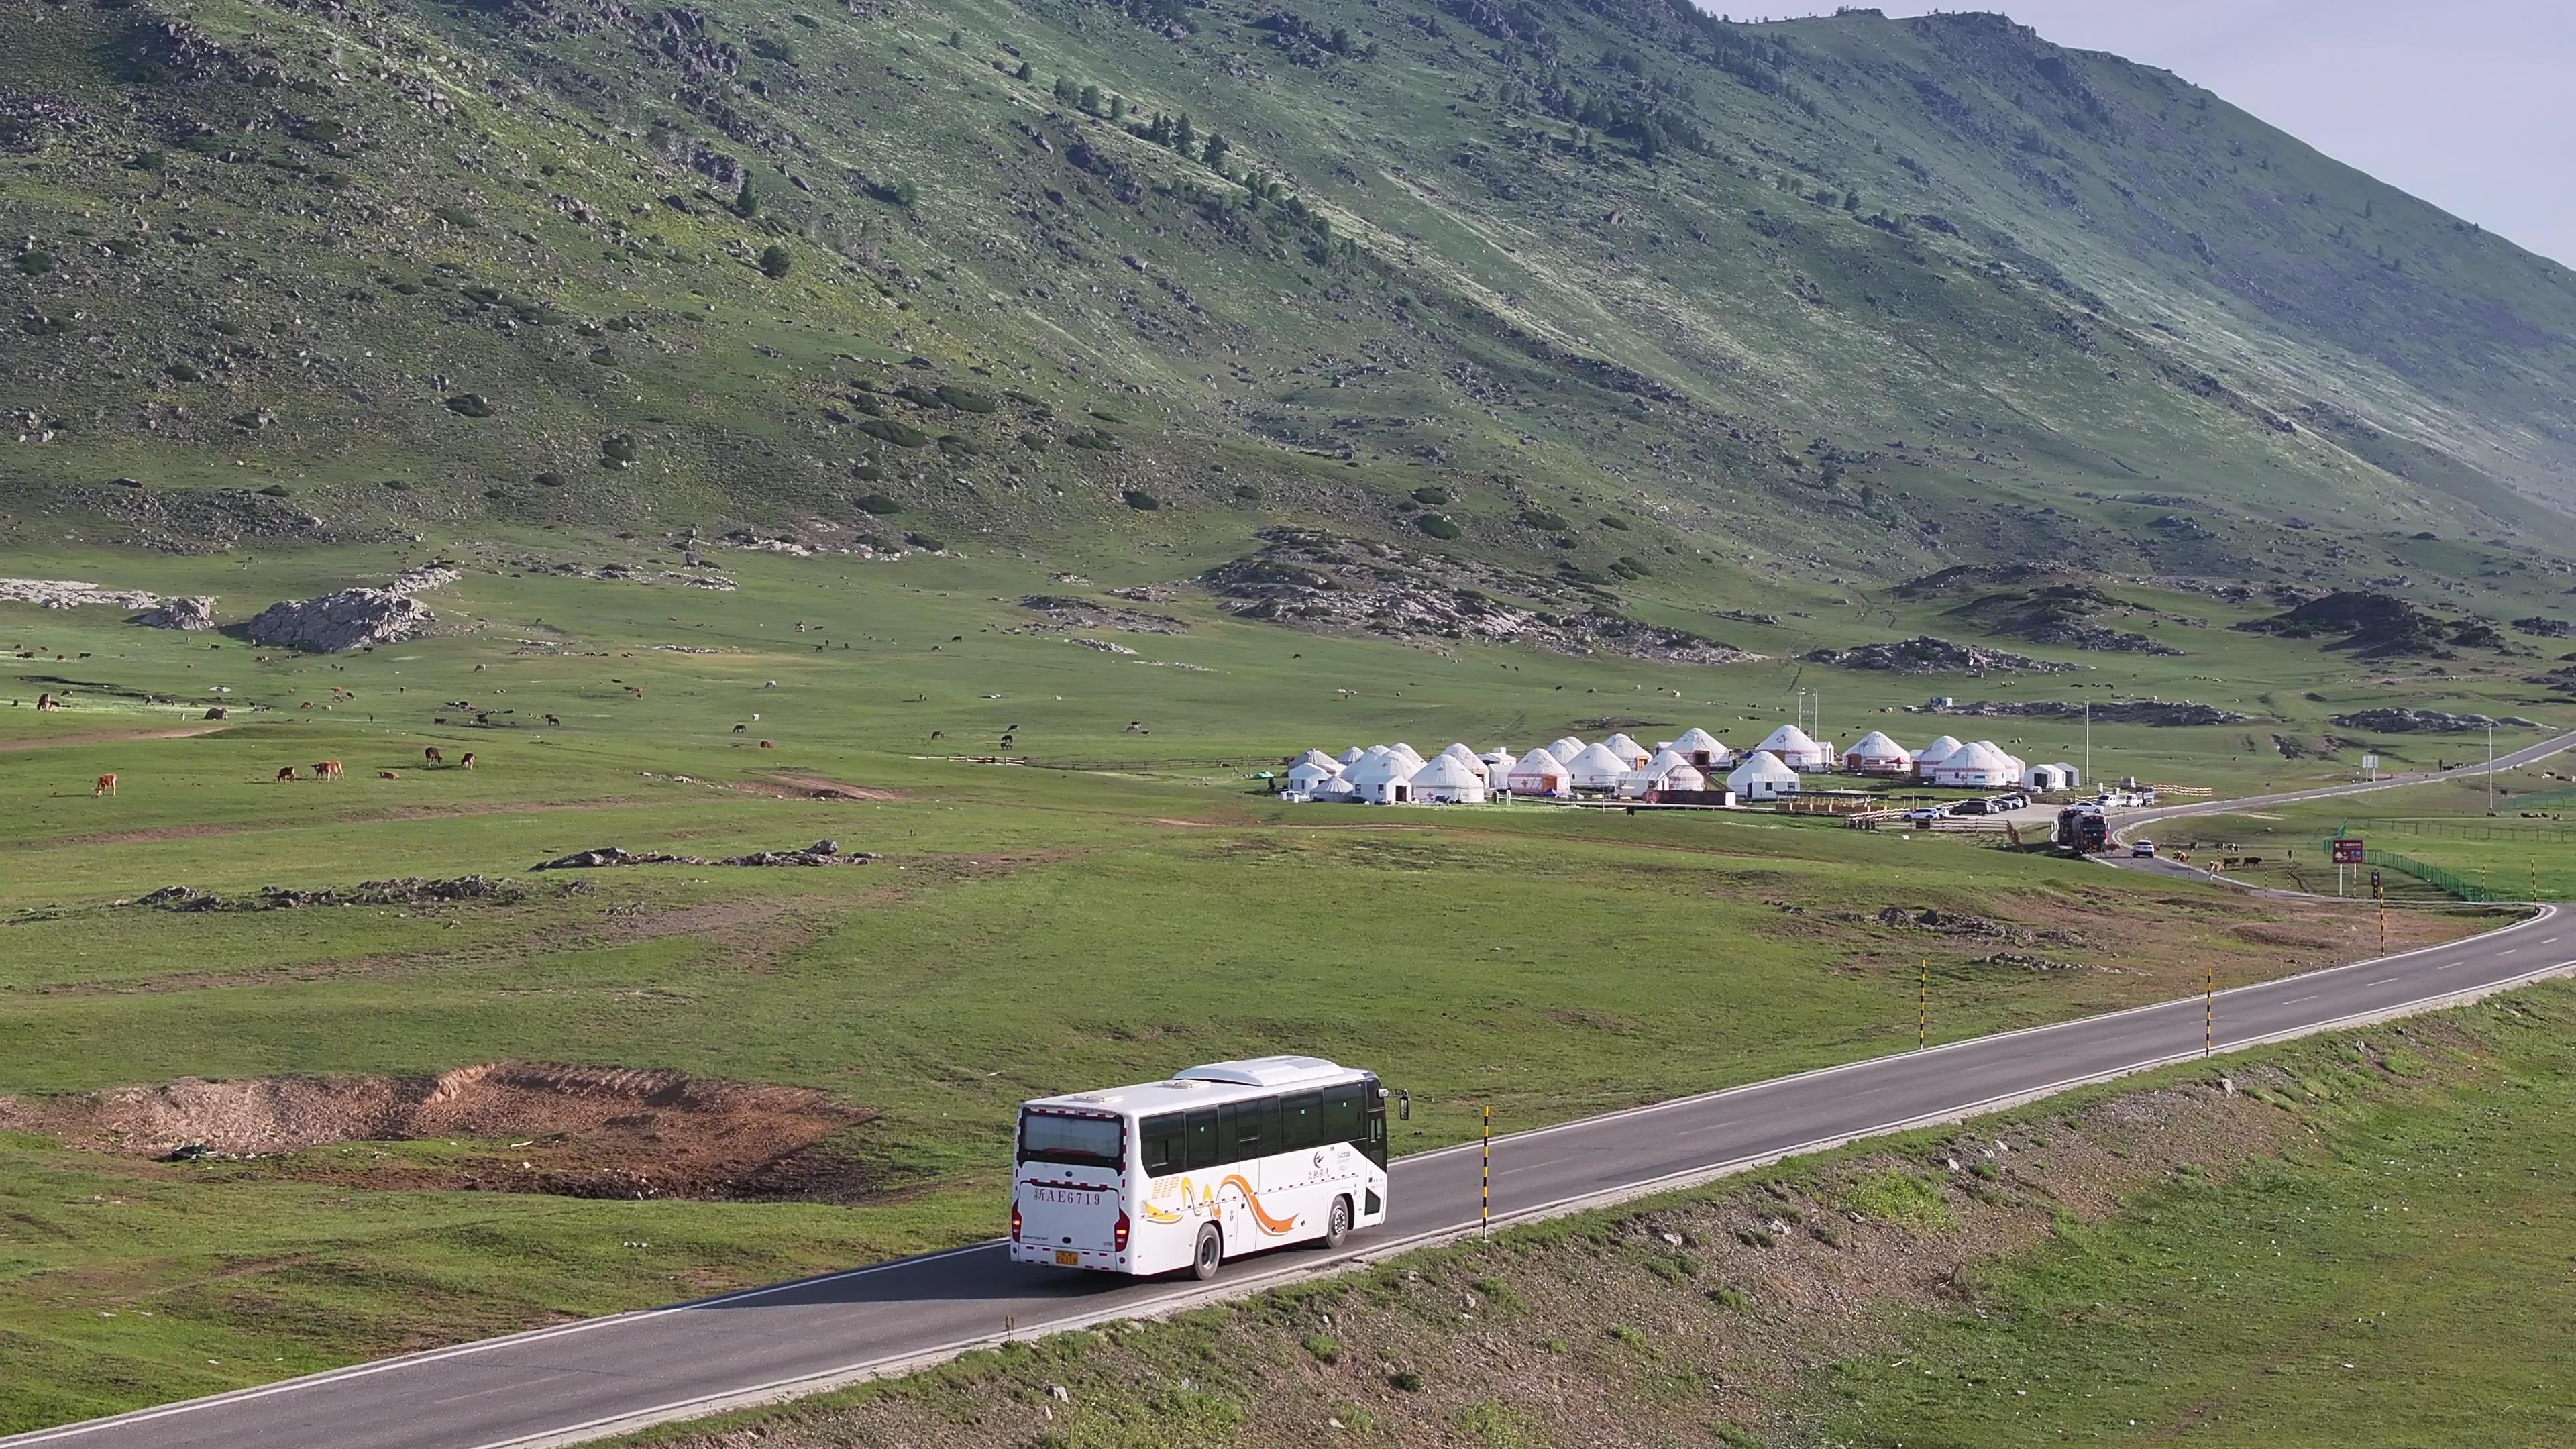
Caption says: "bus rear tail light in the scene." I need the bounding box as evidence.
[1113,1210,1130,1252]
[1010,1203,1022,1242]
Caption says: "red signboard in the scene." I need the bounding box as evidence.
[2331,838,2364,865]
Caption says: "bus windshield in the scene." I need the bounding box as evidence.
[1018,1110,1126,1169]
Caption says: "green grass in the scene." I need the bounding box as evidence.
[2160,763,2576,900]
[0,533,2520,1429]
[1816,998,2576,1446]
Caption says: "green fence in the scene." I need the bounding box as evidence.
[2341,845,2505,902]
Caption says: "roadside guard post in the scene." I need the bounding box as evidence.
[1480,1106,1491,1237]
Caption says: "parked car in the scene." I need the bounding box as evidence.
[1951,798,1991,816]
[1278,790,1313,804]
[1994,793,2029,811]
[1904,806,1948,822]
[2131,839,2158,858]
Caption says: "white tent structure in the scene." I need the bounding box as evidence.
[1843,731,1914,776]
[1438,741,1483,770]
[1670,727,1731,771]
[1310,773,1360,802]
[1388,742,1426,769]
[1505,751,1570,796]
[1601,733,1650,768]
[1925,740,2017,789]
[1344,750,1421,804]
[2023,761,2073,792]
[1754,723,1830,771]
[1544,735,1589,764]
[1478,749,1517,790]
[1285,750,1344,794]
[1336,745,1368,767]
[1619,747,1697,798]
[1727,750,1803,801]
[1563,742,1635,792]
[1658,762,1710,794]
[1406,753,1489,804]
[1913,735,1964,780]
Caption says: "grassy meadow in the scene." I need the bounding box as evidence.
[0,533,2553,1429]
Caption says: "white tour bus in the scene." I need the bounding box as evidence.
[1010,1055,1392,1280]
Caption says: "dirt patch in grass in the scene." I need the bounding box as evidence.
[0,1063,877,1203]
[741,774,906,802]
[0,725,229,752]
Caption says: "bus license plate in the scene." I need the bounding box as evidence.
[1055,1250,1079,1266]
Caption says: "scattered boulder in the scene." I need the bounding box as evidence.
[1017,595,1189,635]
[532,842,874,870]
[2236,591,2505,657]
[0,578,166,610]
[1919,698,2246,726]
[1803,636,2076,674]
[131,877,525,910]
[243,588,439,652]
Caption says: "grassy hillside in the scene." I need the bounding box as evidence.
[7,0,2576,608]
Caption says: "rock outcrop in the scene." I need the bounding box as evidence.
[133,596,217,630]
[2328,708,2540,733]
[240,564,457,652]
[1803,636,2077,674]
[0,578,166,610]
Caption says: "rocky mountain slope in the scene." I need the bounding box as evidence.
[6,0,2575,596]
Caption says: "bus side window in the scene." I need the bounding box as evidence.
[1322,1082,1361,1144]
[1183,1108,1220,1172]
[1140,1112,1183,1176]
[1279,1091,1321,1150]
[1233,1095,1272,1161]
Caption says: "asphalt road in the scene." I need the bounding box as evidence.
[13,733,2573,1449]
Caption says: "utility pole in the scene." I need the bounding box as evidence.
[2084,699,2092,789]
[1480,1106,1491,1238]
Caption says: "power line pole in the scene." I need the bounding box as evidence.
[1480,1106,1491,1238]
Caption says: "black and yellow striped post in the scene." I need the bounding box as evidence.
[2376,873,2387,954]
[2204,965,2214,1058]
[1480,1106,1491,1238]
[1918,961,1927,1049]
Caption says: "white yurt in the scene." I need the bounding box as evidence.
[1658,762,1709,793]
[1754,723,1829,771]
[1670,726,1729,770]
[1343,749,1419,804]
[1601,732,1650,768]
[1406,753,1488,804]
[1311,773,1361,802]
[1336,745,1368,766]
[1506,751,1571,796]
[1843,731,1914,776]
[1479,749,1518,790]
[1927,740,2017,789]
[1544,735,1589,764]
[1388,741,1426,769]
[1285,750,1344,794]
[1913,735,1964,780]
[1563,741,1635,792]
[1727,749,1803,801]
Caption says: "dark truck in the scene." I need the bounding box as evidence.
[2055,808,2110,854]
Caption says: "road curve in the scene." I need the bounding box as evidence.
[11,900,2574,1448]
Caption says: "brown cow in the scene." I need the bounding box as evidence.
[315,761,345,780]
[276,766,298,782]
[758,739,774,749]
[93,773,117,797]
[378,770,400,780]
[542,714,561,726]
[425,746,444,766]
[35,692,60,711]
[458,752,476,771]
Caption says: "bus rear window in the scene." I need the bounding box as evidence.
[1018,1110,1126,1168]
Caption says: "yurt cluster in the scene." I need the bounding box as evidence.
[1282,725,2079,806]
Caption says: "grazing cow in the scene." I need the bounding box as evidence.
[425,747,444,765]
[733,723,747,733]
[276,766,298,782]
[315,761,345,780]
[458,752,476,770]
[93,773,117,797]
[36,692,60,711]
[378,770,400,780]
[930,730,943,740]
[542,714,561,726]
[625,686,645,697]
[758,740,774,749]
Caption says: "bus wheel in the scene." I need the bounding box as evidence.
[1191,1224,1224,1281]
[1322,1195,1352,1249]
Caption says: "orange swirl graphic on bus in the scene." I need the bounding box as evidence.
[1139,1175,1299,1234]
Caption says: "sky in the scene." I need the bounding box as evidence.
[1777,1,2575,267]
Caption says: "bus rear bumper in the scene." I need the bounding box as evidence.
[1008,1242,1133,1273]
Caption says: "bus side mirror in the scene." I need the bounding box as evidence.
[1397,1089,1411,1122]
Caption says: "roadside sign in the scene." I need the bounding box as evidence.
[2361,754,2379,771]
[2332,838,2365,865]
